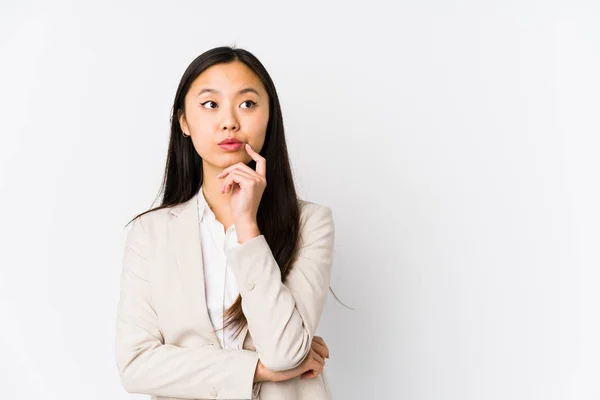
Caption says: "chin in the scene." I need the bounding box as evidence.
[210,153,250,168]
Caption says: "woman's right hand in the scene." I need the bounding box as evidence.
[254,336,330,383]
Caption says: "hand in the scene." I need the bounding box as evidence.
[254,348,325,383]
[216,143,266,225]
[300,336,329,380]
[253,336,330,383]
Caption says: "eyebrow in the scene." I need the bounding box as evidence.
[197,87,260,97]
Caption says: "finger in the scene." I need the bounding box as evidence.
[222,171,256,193]
[311,339,326,354]
[312,336,329,359]
[312,336,326,348]
[221,171,256,193]
[244,142,266,177]
[311,349,325,367]
[217,162,260,179]
[312,335,323,343]
[301,370,317,380]
[311,340,327,360]
[309,359,323,375]
[304,370,322,380]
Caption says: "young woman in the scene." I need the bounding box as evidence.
[115,46,335,399]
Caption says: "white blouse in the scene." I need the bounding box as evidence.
[197,186,244,350]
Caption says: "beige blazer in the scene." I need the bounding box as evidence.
[115,194,335,399]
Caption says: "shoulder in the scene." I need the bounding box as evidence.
[297,198,333,218]
[296,198,335,235]
[294,199,335,259]
[129,206,172,230]
[125,206,174,245]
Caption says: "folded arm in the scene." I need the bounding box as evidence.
[226,204,335,372]
[115,216,260,399]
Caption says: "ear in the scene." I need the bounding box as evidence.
[177,109,188,133]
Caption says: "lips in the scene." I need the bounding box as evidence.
[219,138,242,145]
[218,139,244,152]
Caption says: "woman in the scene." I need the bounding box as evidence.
[115,46,335,399]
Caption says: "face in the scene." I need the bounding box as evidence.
[178,61,270,171]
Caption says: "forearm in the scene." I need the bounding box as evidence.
[227,235,315,369]
[117,215,262,399]
[253,359,307,383]
[116,335,260,399]
[226,206,335,371]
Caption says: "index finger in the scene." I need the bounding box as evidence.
[245,142,266,177]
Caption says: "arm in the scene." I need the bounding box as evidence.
[225,204,335,372]
[115,215,261,399]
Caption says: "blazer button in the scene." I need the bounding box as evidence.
[247,282,255,290]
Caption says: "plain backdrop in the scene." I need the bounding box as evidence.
[0,0,598,399]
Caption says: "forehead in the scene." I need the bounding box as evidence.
[189,61,265,94]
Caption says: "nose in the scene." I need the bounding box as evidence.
[220,107,239,132]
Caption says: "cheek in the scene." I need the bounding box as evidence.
[188,118,214,146]
[190,113,214,132]
[191,135,210,148]
[188,129,214,157]
[260,106,270,125]
[249,109,269,135]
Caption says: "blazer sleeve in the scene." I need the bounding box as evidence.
[225,203,335,372]
[115,215,261,399]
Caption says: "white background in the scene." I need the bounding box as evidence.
[1,0,598,399]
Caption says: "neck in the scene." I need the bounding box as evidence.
[201,162,232,214]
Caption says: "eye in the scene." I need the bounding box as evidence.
[201,101,217,109]
[240,100,256,109]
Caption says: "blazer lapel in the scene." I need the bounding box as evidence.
[239,324,250,350]
[168,195,221,348]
